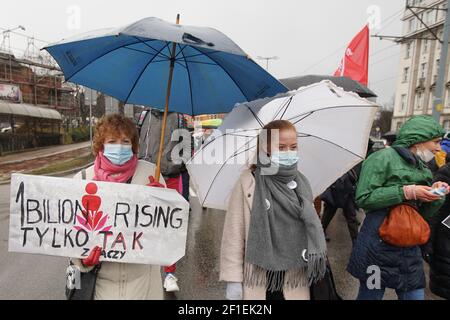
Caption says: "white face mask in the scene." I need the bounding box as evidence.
[416,147,435,163]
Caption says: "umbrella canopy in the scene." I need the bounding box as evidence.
[279,75,377,98]
[186,81,379,210]
[44,17,287,115]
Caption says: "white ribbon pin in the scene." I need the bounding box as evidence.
[287,181,297,189]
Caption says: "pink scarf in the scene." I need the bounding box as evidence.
[93,151,138,183]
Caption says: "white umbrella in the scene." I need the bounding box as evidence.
[186,81,379,211]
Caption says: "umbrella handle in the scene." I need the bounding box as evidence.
[155,14,180,182]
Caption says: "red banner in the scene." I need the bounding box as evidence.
[334,25,369,86]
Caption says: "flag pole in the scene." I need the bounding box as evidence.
[154,14,180,182]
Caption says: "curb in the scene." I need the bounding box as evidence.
[0,162,94,185]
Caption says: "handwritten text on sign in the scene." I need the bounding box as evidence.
[8,174,189,266]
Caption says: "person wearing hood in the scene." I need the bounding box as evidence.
[347,115,449,300]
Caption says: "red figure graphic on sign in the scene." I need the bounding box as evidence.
[75,183,112,233]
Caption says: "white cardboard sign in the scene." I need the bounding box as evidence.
[9,174,189,266]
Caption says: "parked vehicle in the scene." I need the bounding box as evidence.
[371,138,387,152]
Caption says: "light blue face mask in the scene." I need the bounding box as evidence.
[271,150,299,167]
[103,144,133,165]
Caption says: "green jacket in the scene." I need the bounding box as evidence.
[356,115,445,218]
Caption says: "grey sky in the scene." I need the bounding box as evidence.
[0,0,404,105]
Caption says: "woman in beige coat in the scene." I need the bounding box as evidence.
[71,114,163,300]
[220,120,327,300]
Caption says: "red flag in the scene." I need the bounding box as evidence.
[334,25,369,86]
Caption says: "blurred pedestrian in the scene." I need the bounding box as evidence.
[428,132,450,174]
[320,168,359,245]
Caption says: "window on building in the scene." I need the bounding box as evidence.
[397,122,403,131]
[444,120,450,132]
[416,92,423,109]
[436,59,440,77]
[429,90,435,109]
[437,31,443,51]
[401,94,407,112]
[408,18,415,33]
[419,13,424,29]
[446,88,450,106]
[405,42,412,59]
[403,67,410,82]
[441,3,448,22]
[422,39,429,54]
[420,63,427,79]
[427,11,434,25]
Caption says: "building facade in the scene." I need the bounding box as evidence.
[392,0,450,131]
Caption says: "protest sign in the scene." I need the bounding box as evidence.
[9,174,189,266]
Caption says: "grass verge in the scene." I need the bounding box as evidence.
[28,153,95,175]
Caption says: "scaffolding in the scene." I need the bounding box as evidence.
[0,40,82,153]
[0,52,78,110]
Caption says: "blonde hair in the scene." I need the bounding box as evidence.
[251,120,297,171]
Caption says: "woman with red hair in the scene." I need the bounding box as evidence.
[70,113,164,300]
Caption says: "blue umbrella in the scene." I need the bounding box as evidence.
[44,15,287,180]
[44,16,287,115]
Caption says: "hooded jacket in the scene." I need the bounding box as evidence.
[355,115,445,219]
[347,115,446,292]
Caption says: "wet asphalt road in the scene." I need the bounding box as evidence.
[172,201,441,300]
[0,181,442,300]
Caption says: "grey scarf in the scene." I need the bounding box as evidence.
[244,162,327,292]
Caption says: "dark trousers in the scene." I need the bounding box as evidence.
[181,170,190,201]
[266,271,285,300]
[322,200,359,243]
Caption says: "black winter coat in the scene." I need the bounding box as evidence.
[320,169,358,208]
[430,164,450,299]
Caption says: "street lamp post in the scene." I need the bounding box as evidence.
[257,56,279,71]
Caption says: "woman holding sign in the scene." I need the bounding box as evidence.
[220,120,328,300]
[70,114,164,300]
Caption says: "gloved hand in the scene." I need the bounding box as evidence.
[82,246,102,267]
[226,282,243,300]
[147,176,165,188]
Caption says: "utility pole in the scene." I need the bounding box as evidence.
[257,56,279,71]
[433,0,450,122]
